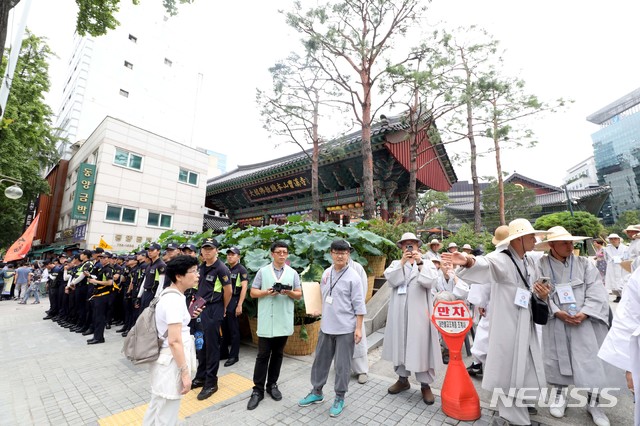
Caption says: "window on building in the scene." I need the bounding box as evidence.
[124,60,133,69]
[113,148,143,170]
[119,89,129,98]
[178,168,198,185]
[106,205,137,224]
[147,212,173,228]
[129,34,137,43]
[164,58,173,67]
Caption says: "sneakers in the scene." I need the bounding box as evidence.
[298,392,324,407]
[357,373,368,384]
[329,397,345,417]
[549,390,567,418]
[587,405,610,426]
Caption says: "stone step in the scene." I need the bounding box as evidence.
[367,326,385,352]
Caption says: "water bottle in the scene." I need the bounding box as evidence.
[194,317,204,350]
[567,303,578,316]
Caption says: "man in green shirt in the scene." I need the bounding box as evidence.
[247,241,302,411]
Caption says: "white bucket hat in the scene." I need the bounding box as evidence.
[492,225,510,246]
[447,242,458,249]
[499,218,550,246]
[429,239,442,248]
[534,226,588,251]
[462,244,472,250]
[396,232,422,248]
[606,233,622,242]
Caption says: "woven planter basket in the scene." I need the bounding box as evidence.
[248,317,259,345]
[363,254,387,277]
[284,320,321,356]
[366,276,375,302]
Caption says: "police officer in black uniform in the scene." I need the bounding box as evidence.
[221,246,248,366]
[191,238,232,401]
[67,250,94,333]
[161,243,181,289]
[117,255,138,336]
[137,242,166,310]
[87,252,114,344]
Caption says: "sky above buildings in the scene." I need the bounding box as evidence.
[14,0,640,187]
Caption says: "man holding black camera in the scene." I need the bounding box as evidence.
[247,241,302,410]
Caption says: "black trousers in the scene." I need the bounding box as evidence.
[48,285,59,315]
[57,284,67,318]
[74,285,88,327]
[221,296,240,359]
[123,296,134,330]
[252,335,289,394]
[92,295,109,340]
[140,289,154,311]
[195,302,224,388]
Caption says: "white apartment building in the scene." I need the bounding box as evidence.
[58,117,208,251]
[54,1,205,158]
[563,156,599,190]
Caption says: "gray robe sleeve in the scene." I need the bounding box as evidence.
[580,260,610,324]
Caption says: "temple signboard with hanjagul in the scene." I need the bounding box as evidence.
[244,171,312,201]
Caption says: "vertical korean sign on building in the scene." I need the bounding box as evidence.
[70,163,96,221]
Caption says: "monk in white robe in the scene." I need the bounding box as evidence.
[444,218,550,426]
[535,226,616,426]
[603,233,629,302]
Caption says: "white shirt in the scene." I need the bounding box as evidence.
[155,290,191,349]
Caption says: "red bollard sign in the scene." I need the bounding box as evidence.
[431,300,481,421]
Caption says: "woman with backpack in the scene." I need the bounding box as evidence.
[142,255,204,426]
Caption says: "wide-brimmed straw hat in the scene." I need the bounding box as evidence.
[500,218,550,246]
[462,244,472,250]
[492,225,510,246]
[429,239,442,248]
[534,226,588,251]
[447,242,458,249]
[623,225,640,236]
[606,233,622,242]
[396,232,422,248]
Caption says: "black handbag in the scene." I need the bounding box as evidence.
[503,251,549,325]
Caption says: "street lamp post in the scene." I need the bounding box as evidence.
[0,173,23,199]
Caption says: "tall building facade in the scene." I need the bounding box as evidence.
[563,156,599,190]
[54,1,204,158]
[587,87,640,222]
[52,117,208,251]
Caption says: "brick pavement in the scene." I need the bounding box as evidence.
[0,297,634,425]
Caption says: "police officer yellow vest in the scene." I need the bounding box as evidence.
[257,264,295,338]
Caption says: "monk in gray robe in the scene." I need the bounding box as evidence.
[382,232,442,405]
[534,226,615,426]
[443,218,550,426]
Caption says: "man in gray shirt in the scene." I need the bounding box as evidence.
[15,263,33,300]
[298,239,366,418]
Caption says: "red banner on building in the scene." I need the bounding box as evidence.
[3,213,40,262]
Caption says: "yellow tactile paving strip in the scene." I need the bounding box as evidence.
[98,373,253,426]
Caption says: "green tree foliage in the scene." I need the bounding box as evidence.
[285,0,425,219]
[442,224,493,255]
[415,189,450,226]
[607,210,640,237]
[533,211,604,238]
[355,214,422,261]
[0,32,60,249]
[482,182,539,231]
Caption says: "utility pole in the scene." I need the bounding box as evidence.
[564,185,574,216]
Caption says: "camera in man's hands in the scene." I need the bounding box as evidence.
[406,245,414,252]
[272,282,293,292]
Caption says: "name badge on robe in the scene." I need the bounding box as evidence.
[514,287,531,308]
[325,295,333,304]
[556,284,576,304]
[613,256,622,264]
[397,285,407,295]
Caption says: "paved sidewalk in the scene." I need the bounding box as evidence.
[0,297,633,425]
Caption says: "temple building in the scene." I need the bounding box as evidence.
[205,118,457,226]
